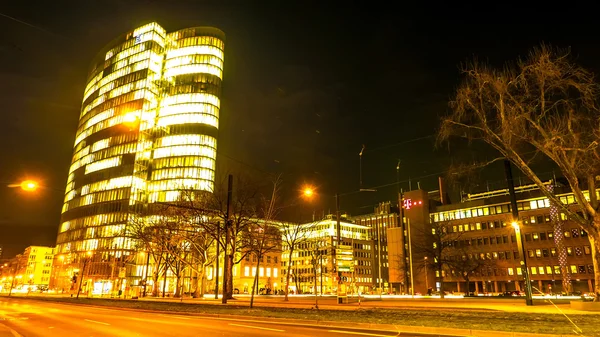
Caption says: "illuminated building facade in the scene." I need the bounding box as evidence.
[0,246,54,293]
[350,202,397,293]
[281,216,375,294]
[55,22,225,292]
[429,183,596,294]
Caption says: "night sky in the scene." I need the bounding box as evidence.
[1,2,600,258]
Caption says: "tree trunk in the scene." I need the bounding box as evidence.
[227,254,234,299]
[439,264,445,299]
[284,249,294,301]
[174,271,182,298]
[294,262,300,294]
[465,277,470,296]
[588,228,600,302]
[152,271,160,297]
[250,256,261,308]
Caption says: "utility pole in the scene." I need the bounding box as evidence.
[222,174,233,304]
[407,218,415,296]
[504,160,533,306]
[335,193,342,304]
[215,221,220,300]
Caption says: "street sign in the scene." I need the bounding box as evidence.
[336,244,354,273]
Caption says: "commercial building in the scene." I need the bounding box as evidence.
[281,215,376,294]
[0,246,54,293]
[350,202,397,293]
[54,22,225,294]
[429,182,596,294]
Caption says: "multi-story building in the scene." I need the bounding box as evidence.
[351,202,397,293]
[429,182,596,294]
[281,215,375,294]
[54,22,225,294]
[0,246,54,292]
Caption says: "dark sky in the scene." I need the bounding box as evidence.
[1,2,600,258]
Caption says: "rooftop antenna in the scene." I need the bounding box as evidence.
[396,160,401,194]
[359,144,366,189]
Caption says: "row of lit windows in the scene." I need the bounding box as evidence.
[165,54,223,70]
[83,70,147,119]
[85,156,122,174]
[153,156,215,170]
[81,176,138,196]
[158,134,216,147]
[70,140,135,174]
[166,46,224,62]
[59,212,127,233]
[433,192,596,222]
[58,236,134,254]
[83,82,148,118]
[164,64,222,80]
[157,114,218,129]
[147,178,213,192]
[151,167,214,181]
[62,188,129,213]
[161,93,220,108]
[243,266,279,278]
[171,35,224,50]
[76,103,142,146]
[158,102,218,117]
[507,265,594,276]
[153,145,216,159]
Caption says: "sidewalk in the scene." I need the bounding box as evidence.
[13,292,599,316]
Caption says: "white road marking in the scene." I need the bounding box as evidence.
[159,314,191,320]
[84,319,110,326]
[229,323,285,332]
[328,330,394,337]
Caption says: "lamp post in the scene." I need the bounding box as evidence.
[424,256,429,292]
[511,221,533,305]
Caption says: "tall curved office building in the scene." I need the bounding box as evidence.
[53,22,224,292]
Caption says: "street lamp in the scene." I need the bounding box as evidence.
[511,221,533,305]
[6,180,39,191]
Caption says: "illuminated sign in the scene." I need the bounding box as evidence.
[403,199,422,210]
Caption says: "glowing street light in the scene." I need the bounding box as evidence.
[302,186,314,198]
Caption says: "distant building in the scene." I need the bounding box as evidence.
[0,246,54,293]
[350,202,397,293]
[282,215,376,294]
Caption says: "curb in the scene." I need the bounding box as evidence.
[4,297,585,337]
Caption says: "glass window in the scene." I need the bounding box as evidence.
[567,247,573,256]
[584,246,591,255]
[540,232,546,240]
[528,250,535,258]
[508,268,514,275]
[546,266,552,274]
[530,267,537,275]
[554,265,561,274]
[532,233,539,240]
[535,249,542,258]
[538,266,545,275]
[564,231,571,238]
[542,249,549,258]
[530,216,536,224]
[503,235,508,244]
[578,266,586,274]
[588,265,594,274]
[575,247,583,256]
[570,265,577,274]
[517,267,522,275]
[525,234,532,242]
[550,248,557,257]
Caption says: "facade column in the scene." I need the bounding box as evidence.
[456,281,460,293]
[588,279,593,292]
[538,280,543,293]
[494,281,498,293]
[475,281,479,294]
[515,281,521,291]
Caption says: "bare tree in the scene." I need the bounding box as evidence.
[447,253,487,296]
[414,221,461,298]
[208,174,261,300]
[248,177,283,308]
[439,45,600,300]
[281,219,320,301]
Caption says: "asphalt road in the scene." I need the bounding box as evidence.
[0,298,403,337]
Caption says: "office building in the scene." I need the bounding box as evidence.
[54,22,225,293]
[281,215,376,294]
[351,202,397,293]
[0,246,54,292]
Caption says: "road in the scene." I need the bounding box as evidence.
[0,298,403,337]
